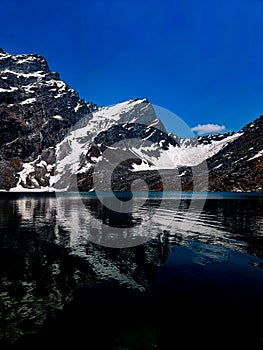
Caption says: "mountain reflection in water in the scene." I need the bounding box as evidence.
[0,193,263,349]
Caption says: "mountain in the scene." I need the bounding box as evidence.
[0,48,262,192]
[0,48,96,190]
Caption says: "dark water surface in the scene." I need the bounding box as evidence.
[0,193,263,349]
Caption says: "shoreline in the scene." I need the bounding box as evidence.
[0,191,262,199]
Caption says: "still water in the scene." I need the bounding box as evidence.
[0,193,263,349]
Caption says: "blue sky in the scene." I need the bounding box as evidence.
[1,0,262,135]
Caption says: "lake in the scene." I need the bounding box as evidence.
[0,192,263,349]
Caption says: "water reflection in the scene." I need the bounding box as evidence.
[0,194,263,348]
[0,195,169,345]
[157,197,263,258]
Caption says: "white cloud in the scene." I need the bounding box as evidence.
[191,123,226,135]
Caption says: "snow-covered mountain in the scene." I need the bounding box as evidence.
[0,48,96,190]
[0,48,262,192]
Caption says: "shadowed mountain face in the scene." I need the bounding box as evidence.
[0,48,262,192]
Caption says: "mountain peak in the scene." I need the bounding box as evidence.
[0,49,51,74]
[0,47,7,55]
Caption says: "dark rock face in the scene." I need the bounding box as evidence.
[0,160,18,190]
[93,123,178,150]
[0,49,97,189]
[206,116,263,191]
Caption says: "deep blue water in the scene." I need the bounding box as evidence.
[0,192,263,349]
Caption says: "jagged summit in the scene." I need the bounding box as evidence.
[0,47,7,54]
[0,49,50,74]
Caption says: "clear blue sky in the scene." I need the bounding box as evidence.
[1,0,262,135]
